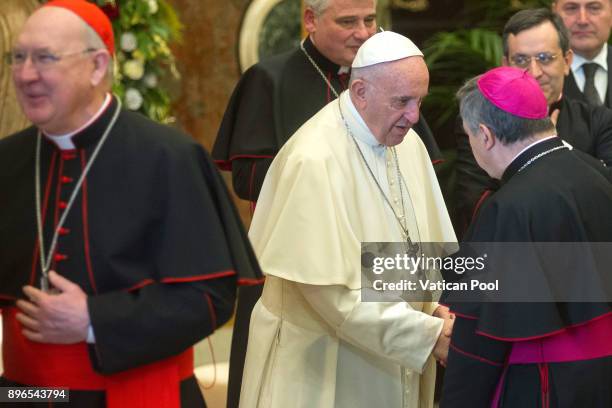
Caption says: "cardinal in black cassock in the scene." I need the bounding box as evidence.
[0,2,262,406]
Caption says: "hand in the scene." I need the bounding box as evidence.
[16,271,90,344]
[432,317,453,367]
[550,108,560,127]
[433,305,455,337]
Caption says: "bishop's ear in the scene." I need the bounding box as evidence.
[478,123,496,151]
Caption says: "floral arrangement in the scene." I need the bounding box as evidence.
[42,0,183,123]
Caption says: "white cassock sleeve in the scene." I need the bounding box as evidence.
[296,282,444,373]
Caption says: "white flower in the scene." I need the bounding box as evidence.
[144,73,158,88]
[123,59,145,80]
[125,88,144,110]
[120,32,138,52]
[147,0,159,14]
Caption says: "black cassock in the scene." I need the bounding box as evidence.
[454,97,612,236]
[212,35,442,202]
[441,137,612,407]
[0,97,262,407]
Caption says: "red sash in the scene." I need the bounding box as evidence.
[2,307,194,408]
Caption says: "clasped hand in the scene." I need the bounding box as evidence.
[15,270,90,344]
[432,305,455,367]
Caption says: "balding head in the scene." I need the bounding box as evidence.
[11,6,113,134]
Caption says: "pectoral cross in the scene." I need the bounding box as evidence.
[405,238,420,258]
[40,275,50,293]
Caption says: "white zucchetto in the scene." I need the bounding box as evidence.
[352,31,423,68]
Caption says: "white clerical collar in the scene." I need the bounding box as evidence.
[340,90,383,148]
[338,66,350,75]
[572,44,608,72]
[44,93,112,150]
[44,133,76,151]
[509,135,572,164]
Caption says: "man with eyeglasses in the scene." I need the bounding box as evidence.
[0,1,261,407]
[454,8,612,234]
[553,0,612,107]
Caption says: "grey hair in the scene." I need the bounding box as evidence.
[502,8,570,57]
[457,76,554,145]
[305,0,378,16]
[82,21,114,83]
[305,0,331,16]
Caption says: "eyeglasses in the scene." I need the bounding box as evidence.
[4,48,98,70]
[509,52,559,69]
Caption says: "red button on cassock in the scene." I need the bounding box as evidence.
[54,253,68,262]
[58,201,68,209]
[60,176,74,183]
[58,227,70,235]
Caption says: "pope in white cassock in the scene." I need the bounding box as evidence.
[239,31,457,408]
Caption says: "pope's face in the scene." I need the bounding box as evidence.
[305,0,377,66]
[553,0,612,60]
[504,21,572,106]
[362,57,429,146]
[11,7,99,134]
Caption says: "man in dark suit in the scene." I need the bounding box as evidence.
[553,0,612,106]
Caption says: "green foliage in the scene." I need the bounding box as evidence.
[40,0,183,123]
[103,0,182,123]
[421,0,552,129]
[424,29,502,127]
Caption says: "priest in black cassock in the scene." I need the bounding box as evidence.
[212,0,442,204]
[440,66,612,407]
[0,1,261,407]
[454,8,612,235]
